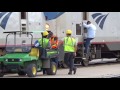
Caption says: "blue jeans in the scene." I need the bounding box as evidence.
[84,38,94,54]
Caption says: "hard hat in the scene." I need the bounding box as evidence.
[43,31,49,36]
[66,29,72,34]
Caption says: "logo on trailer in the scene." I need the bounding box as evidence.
[92,13,109,30]
[0,12,12,30]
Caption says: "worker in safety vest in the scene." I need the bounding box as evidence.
[63,29,77,75]
[50,36,59,49]
[34,31,51,75]
[47,31,59,49]
[35,31,51,59]
[47,31,59,66]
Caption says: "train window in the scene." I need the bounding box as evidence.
[21,12,26,19]
[22,24,26,26]
[22,27,26,30]
[76,24,81,35]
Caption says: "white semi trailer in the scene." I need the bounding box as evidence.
[0,12,46,56]
[46,12,120,66]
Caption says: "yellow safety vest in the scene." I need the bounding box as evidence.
[64,37,76,52]
[38,38,49,48]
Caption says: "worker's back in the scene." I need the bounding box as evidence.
[38,38,50,49]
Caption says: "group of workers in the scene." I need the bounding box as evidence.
[34,20,96,75]
[34,31,59,50]
[34,30,59,74]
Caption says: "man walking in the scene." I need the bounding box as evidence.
[63,29,77,75]
[34,31,51,75]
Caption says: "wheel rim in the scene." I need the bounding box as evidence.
[52,65,56,73]
[32,67,36,75]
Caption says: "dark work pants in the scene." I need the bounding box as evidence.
[39,47,47,58]
[38,47,47,74]
[84,38,94,54]
[64,52,75,71]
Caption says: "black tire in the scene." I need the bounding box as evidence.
[81,59,89,66]
[18,71,26,76]
[26,64,37,77]
[46,62,57,75]
[0,72,4,77]
[116,58,120,62]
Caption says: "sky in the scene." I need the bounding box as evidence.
[44,12,60,20]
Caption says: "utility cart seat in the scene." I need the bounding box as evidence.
[29,48,40,57]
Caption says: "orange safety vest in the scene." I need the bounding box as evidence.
[50,36,59,49]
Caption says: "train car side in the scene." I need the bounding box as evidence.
[46,12,120,66]
[0,12,46,56]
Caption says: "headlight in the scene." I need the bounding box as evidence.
[19,59,22,62]
[5,59,8,62]
[45,23,50,31]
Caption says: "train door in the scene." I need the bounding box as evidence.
[28,12,45,31]
[27,12,45,39]
[73,21,91,66]
[72,21,85,57]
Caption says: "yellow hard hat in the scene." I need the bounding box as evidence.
[66,29,72,34]
[43,31,49,36]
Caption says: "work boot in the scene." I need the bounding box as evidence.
[73,67,77,74]
[43,69,47,75]
[68,71,72,75]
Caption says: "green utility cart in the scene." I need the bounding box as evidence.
[0,31,58,77]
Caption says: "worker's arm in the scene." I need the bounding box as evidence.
[74,45,77,52]
[83,23,90,28]
[34,40,40,47]
[74,41,77,56]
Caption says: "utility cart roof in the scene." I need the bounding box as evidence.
[3,31,33,34]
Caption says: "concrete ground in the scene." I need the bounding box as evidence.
[2,58,120,78]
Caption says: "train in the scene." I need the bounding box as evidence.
[46,12,120,66]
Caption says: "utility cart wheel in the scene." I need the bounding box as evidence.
[81,59,89,66]
[46,62,57,75]
[26,64,37,77]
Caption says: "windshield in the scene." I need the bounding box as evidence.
[6,33,32,53]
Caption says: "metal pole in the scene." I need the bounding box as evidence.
[5,33,10,49]
[81,24,85,57]
[82,12,87,57]
[14,32,16,47]
[30,33,33,48]
[41,33,43,48]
